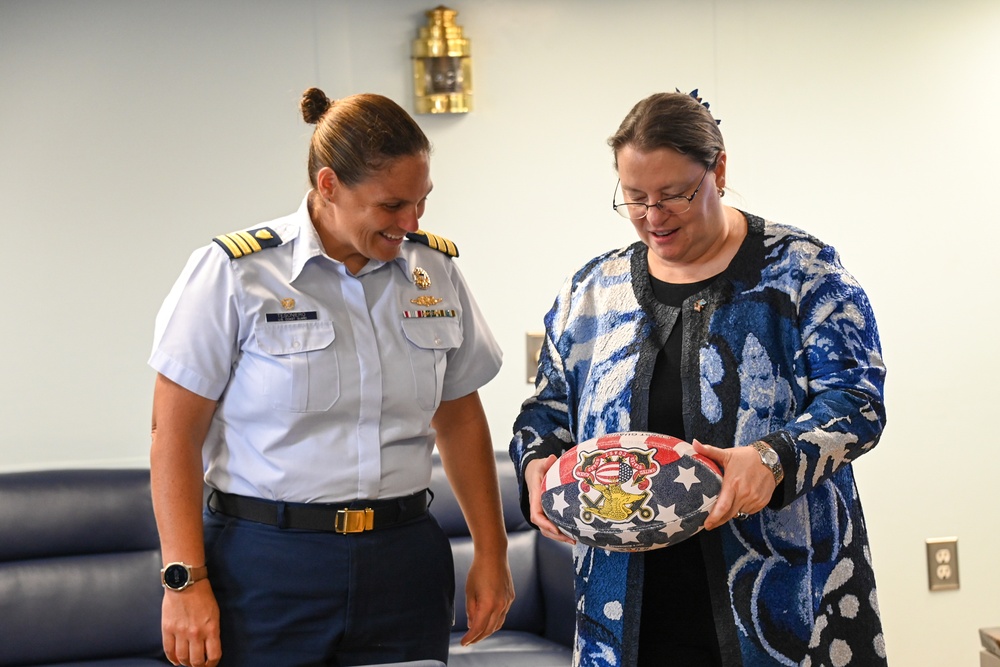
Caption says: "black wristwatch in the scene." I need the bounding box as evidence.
[160,562,208,591]
[750,441,784,485]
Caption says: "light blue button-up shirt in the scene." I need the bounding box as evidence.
[150,195,501,502]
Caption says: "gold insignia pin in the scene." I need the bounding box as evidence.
[412,267,431,290]
[255,229,274,241]
[411,295,443,306]
[281,298,296,310]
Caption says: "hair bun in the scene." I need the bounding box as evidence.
[300,87,333,124]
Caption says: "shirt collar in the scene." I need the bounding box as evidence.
[392,249,413,276]
[290,192,393,281]
[290,193,324,282]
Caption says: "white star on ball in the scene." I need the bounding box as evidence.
[674,466,700,491]
[551,490,570,515]
[654,503,686,537]
[614,527,643,545]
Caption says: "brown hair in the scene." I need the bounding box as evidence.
[608,92,725,170]
[300,87,431,188]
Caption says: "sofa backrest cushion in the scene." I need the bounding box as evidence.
[429,454,551,635]
[428,453,529,537]
[0,469,164,666]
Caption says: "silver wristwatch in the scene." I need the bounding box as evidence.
[750,441,784,485]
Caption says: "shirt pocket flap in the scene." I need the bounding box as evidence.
[256,321,336,356]
[401,318,463,350]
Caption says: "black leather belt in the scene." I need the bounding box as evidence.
[208,489,429,533]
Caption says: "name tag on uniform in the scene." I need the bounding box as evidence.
[265,311,318,322]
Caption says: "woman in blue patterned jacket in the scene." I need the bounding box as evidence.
[510,90,888,667]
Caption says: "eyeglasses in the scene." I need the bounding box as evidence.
[612,167,710,220]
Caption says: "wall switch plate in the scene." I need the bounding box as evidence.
[525,332,544,384]
[926,537,959,591]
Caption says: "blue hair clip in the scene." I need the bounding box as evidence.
[677,88,722,125]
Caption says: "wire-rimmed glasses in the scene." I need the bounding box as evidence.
[612,167,710,220]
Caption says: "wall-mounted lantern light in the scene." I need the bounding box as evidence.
[412,6,472,114]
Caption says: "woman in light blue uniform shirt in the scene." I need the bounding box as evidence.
[149,87,513,667]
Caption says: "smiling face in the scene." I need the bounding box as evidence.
[314,152,432,274]
[616,145,730,279]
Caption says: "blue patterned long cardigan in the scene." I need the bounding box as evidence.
[510,213,888,667]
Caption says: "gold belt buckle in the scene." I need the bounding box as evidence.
[335,508,374,534]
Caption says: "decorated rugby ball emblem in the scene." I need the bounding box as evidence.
[541,431,723,552]
[575,447,658,524]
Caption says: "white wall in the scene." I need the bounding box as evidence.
[2,0,998,663]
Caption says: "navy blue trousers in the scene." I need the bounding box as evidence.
[203,510,455,667]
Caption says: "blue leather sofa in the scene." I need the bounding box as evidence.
[0,468,166,666]
[0,454,573,666]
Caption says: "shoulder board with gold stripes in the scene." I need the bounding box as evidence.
[212,226,282,259]
[405,230,459,258]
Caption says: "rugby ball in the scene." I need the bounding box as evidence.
[540,431,723,552]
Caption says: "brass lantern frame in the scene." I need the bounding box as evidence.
[412,6,472,114]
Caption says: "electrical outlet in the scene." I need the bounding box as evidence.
[926,537,959,591]
[525,332,544,384]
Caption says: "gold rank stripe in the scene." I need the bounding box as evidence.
[228,233,252,256]
[214,234,243,258]
[406,230,459,257]
[212,226,282,259]
[426,233,457,257]
[236,231,263,253]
